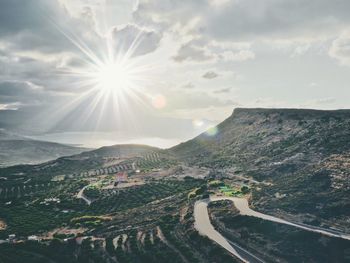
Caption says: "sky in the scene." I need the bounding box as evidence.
[0,0,350,148]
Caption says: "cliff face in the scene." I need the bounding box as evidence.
[171,108,350,228]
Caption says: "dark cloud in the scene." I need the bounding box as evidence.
[0,0,78,53]
[202,71,219,79]
[111,24,162,57]
[0,0,48,36]
[181,82,195,89]
[0,81,43,104]
[213,87,232,94]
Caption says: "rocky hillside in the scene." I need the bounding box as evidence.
[171,108,350,169]
[171,108,350,230]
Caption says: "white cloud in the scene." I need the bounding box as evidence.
[291,43,311,57]
[208,0,231,8]
[220,49,255,61]
[329,32,350,65]
[173,43,215,62]
[135,0,350,42]
[0,102,21,111]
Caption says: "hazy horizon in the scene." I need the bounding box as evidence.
[1,0,350,147]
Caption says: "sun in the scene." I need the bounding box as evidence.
[95,62,132,93]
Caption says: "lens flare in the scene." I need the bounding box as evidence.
[206,126,218,136]
[152,94,167,109]
[193,119,204,127]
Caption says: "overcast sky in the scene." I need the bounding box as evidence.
[0,0,350,148]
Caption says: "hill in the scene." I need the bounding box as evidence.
[0,130,89,167]
[0,110,349,262]
[0,144,162,179]
[170,108,350,230]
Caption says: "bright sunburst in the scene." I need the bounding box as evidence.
[48,12,162,133]
[96,62,131,93]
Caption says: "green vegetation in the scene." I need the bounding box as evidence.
[2,108,350,262]
[0,180,85,238]
[70,215,111,228]
[83,185,100,199]
[0,178,202,239]
[209,201,350,262]
[0,202,77,238]
[208,180,224,187]
[89,179,203,214]
[217,184,248,197]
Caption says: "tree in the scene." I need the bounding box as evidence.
[241,186,250,194]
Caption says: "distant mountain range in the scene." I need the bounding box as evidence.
[0,130,89,167]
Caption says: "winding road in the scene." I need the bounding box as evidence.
[77,185,92,205]
[194,195,350,262]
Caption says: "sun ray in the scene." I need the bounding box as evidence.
[39,3,165,135]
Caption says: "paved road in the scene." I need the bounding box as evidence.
[77,185,92,205]
[227,240,265,263]
[211,196,350,241]
[194,199,262,263]
[194,195,350,262]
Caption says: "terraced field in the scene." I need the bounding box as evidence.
[0,191,238,263]
[89,179,202,214]
[0,182,57,200]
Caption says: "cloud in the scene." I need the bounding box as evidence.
[0,102,21,111]
[172,39,255,64]
[220,50,255,61]
[291,43,311,57]
[180,82,195,89]
[202,71,219,79]
[111,24,162,57]
[205,0,350,41]
[0,0,54,36]
[134,0,350,56]
[1,0,349,139]
[208,0,231,8]
[329,32,350,65]
[0,81,45,106]
[0,0,92,54]
[213,87,232,94]
[173,42,215,62]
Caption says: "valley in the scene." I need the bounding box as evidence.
[0,108,350,262]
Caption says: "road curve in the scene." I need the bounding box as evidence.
[77,185,92,205]
[194,195,350,262]
[210,196,350,241]
[194,199,267,263]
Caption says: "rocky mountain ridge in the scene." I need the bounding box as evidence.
[171,108,350,230]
